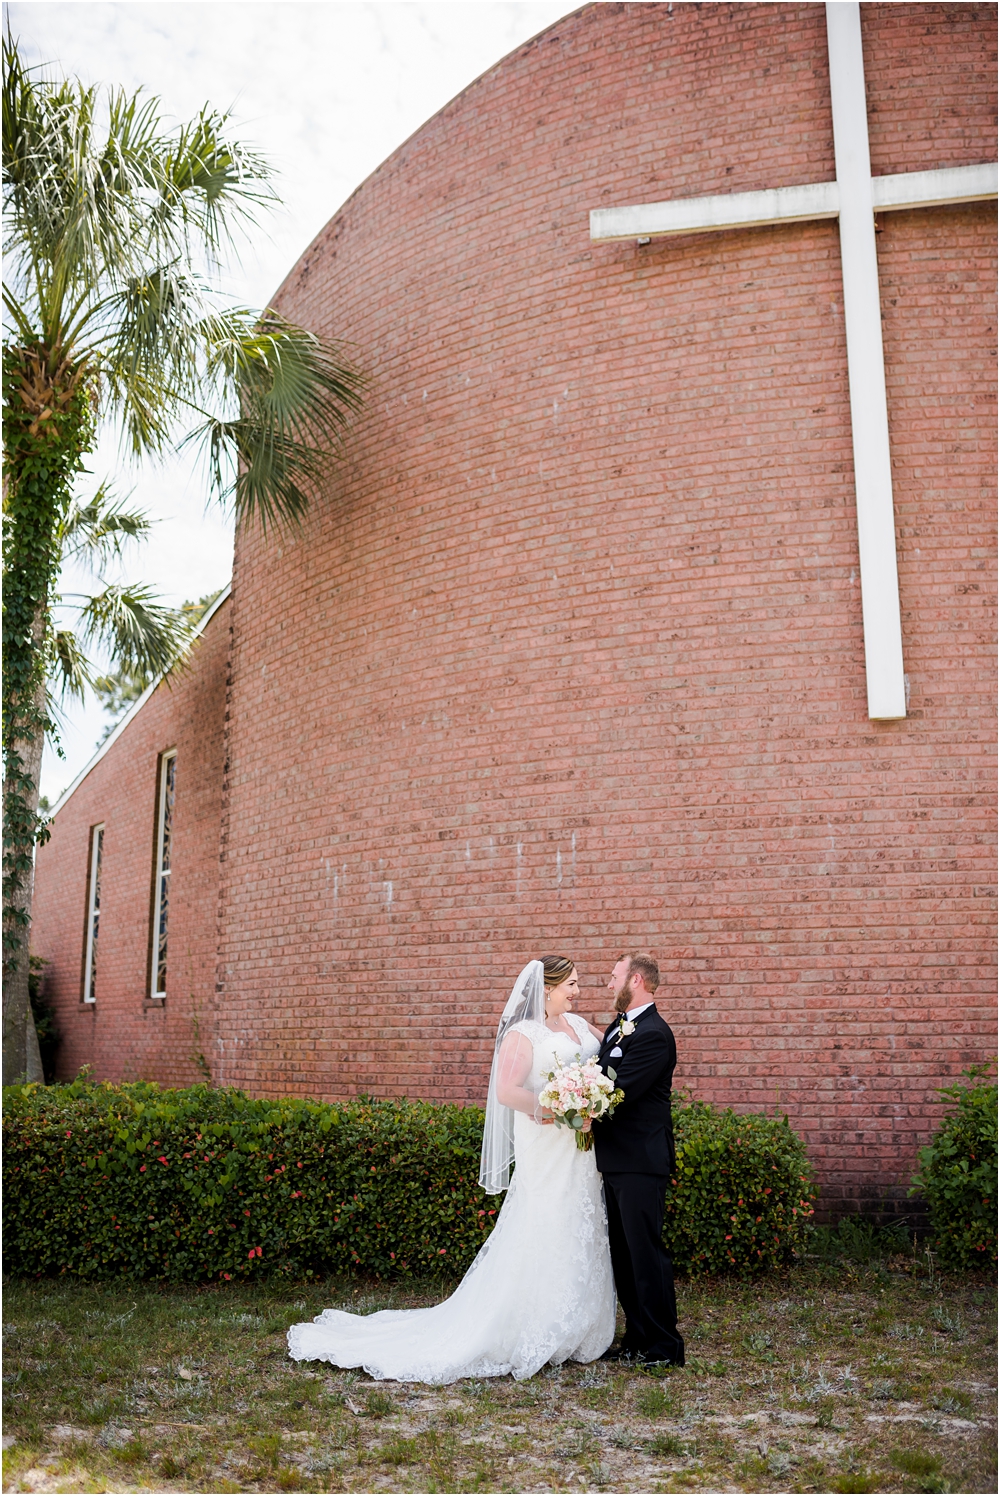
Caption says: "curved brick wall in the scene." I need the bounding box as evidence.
[215,2,997,1213]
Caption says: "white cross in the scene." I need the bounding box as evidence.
[590,2,997,721]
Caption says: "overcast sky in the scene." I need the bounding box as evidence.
[6,0,577,800]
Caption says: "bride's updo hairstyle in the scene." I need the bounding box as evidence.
[541,955,575,987]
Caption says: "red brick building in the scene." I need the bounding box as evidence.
[33,592,230,1084]
[32,3,997,1218]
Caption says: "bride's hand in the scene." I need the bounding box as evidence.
[580,1117,592,1133]
[535,1106,555,1126]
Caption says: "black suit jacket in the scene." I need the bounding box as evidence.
[593,1004,677,1177]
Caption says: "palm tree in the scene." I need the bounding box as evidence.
[2,35,366,1082]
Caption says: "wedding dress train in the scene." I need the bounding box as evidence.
[287,1015,615,1382]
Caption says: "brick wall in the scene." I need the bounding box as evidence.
[31,598,230,1086]
[31,3,996,1218]
[214,1,996,1215]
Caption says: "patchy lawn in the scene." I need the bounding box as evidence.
[2,1251,995,1494]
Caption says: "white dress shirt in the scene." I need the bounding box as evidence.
[607,1000,654,1058]
[623,1000,653,1021]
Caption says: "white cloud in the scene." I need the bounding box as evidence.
[8,0,576,797]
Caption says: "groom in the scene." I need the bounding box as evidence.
[593,952,685,1367]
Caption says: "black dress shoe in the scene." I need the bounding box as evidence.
[599,1345,635,1362]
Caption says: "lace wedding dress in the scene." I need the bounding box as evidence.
[287,1012,615,1382]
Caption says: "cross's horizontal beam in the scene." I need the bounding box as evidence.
[590,180,838,241]
[871,161,998,213]
[589,160,997,243]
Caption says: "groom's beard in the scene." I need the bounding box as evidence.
[615,980,638,1016]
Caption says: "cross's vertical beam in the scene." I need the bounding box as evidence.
[826,2,906,719]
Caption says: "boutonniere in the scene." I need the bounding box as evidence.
[618,1019,636,1038]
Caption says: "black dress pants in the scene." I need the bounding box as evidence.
[602,1171,684,1364]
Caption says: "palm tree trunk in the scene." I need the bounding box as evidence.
[2,605,48,1086]
[3,348,90,1085]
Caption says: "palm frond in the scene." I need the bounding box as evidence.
[59,483,151,570]
[97,264,211,452]
[190,311,367,530]
[1,281,38,344]
[109,265,206,377]
[159,106,273,259]
[2,31,36,186]
[100,357,177,456]
[48,628,93,702]
[75,584,198,680]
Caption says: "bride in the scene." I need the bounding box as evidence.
[287,957,616,1382]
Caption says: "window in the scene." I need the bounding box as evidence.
[82,823,104,1003]
[149,750,176,1000]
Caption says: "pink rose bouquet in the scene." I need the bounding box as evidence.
[538,1055,624,1151]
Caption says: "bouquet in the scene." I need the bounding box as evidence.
[538,1055,625,1151]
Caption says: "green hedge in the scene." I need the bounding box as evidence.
[2,1083,491,1282]
[910,1065,997,1270]
[2,1081,815,1282]
[667,1099,817,1275]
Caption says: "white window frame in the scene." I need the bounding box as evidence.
[149,749,177,1001]
[82,822,104,1004]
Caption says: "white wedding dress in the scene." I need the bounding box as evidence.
[287,1013,615,1382]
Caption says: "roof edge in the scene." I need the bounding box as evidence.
[48,583,232,820]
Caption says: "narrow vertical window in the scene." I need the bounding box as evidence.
[82,823,104,1004]
[150,750,176,1000]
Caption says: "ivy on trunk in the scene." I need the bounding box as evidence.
[3,344,93,1083]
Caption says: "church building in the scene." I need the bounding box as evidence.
[31,2,997,1220]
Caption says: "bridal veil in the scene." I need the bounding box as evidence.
[478,959,545,1194]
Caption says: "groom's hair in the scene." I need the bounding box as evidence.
[621,952,660,993]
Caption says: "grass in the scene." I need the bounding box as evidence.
[1,1243,995,1494]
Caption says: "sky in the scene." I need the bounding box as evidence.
[6,0,578,800]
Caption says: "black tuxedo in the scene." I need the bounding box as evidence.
[594,1005,677,1176]
[594,1003,684,1365]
